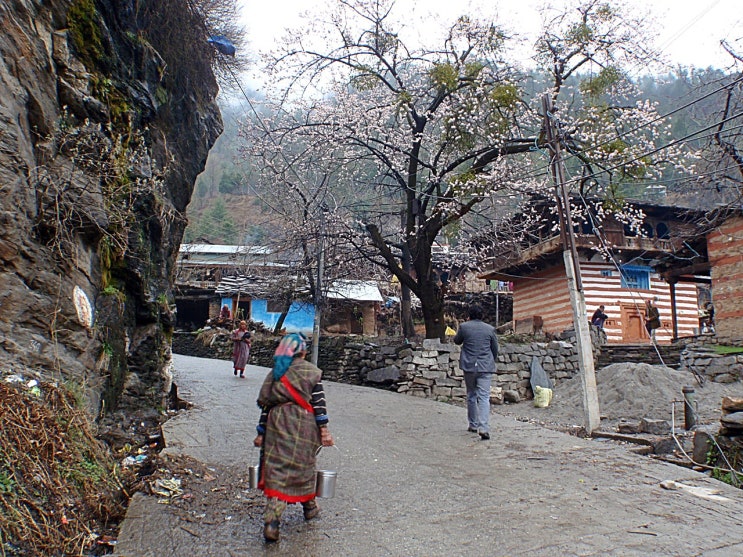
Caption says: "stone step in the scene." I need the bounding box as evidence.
[597,344,683,369]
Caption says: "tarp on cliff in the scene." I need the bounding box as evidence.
[207,36,236,56]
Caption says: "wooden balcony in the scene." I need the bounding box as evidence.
[481,233,678,279]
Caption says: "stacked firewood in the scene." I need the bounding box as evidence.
[720,396,743,435]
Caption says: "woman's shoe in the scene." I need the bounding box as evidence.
[234,369,237,376]
[239,373,244,378]
[263,520,280,542]
[303,501,320,520]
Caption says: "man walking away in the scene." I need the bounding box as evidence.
[453,305,499,440]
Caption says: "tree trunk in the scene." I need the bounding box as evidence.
[400,242,415,339]
[272,292,294,335]
[419,284,445,339]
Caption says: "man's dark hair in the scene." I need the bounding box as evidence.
[468,305,483,320]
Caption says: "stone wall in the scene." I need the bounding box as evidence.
[680,338,743,384]
[173,331,582,402]
[174,329,743,404]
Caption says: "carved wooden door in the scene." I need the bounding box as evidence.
[621,303,645,342]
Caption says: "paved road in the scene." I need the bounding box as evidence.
[114,354,743,556]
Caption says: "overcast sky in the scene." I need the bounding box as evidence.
[238,0,743,77]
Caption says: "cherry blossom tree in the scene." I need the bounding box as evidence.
[240,0,687,339]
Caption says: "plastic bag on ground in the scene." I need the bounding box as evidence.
[533,385,553,408]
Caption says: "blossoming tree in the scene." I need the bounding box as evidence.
[241,0,686,339]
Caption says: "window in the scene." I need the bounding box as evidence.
[620,265,651,290]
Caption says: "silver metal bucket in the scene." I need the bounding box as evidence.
[315,445,340,498]
[248,465,260,489]
[315,469,337,498]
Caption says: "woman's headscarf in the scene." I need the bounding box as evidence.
[272,333,307,380]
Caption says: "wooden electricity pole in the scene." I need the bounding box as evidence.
[541,94,601,434]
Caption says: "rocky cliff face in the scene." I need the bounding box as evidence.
[0,0,222,416]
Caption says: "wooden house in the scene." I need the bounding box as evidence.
[174,244,385,336]
[174,243,293,327]
[479,199,708,344]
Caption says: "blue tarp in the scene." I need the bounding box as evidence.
[207,36,236,56]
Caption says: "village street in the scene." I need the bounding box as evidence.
[114,354,743,557]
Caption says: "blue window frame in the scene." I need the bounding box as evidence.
[620,265,651,290]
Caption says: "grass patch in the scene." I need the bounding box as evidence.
[714,345,743,355]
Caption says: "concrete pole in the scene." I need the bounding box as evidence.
[563,251,601,434]
[542,94,601,434]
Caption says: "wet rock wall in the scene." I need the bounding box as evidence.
[0,0,221,416]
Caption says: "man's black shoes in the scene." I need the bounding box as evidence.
[479,432,490,440]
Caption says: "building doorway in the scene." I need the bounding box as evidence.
[621,303,645,342]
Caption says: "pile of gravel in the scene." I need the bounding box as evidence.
[494,363,739,428]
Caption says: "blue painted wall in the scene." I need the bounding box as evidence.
[250,299,315,335]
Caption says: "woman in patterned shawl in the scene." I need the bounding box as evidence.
[253,333,334,542]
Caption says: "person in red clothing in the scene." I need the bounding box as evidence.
[231,320,251,377]
[253,333,334,542]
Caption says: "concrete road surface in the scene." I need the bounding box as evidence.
[114,354,743,556]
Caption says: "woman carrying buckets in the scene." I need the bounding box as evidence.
[253,333,334,543]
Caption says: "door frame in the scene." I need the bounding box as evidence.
[621,302,646,342]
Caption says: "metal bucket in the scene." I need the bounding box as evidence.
[314,445,340,498]
[315,469,337,498]
[248,465,260,489]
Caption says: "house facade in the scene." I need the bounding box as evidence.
[174,244,385,336]
[509,259,698,343]
[480,199,707,344]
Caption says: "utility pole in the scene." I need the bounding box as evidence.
[541,94,600,434]
[311,207,326,366]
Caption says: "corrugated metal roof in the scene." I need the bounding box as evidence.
[326,280,383,302]
[214,277,383,302]
[180,244,272,256]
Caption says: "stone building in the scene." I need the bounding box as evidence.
[707,213,743,343]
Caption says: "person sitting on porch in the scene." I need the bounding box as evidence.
[591,305,608,329]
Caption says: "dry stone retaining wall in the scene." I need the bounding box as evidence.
[680,338,743,384]
[173,331,582,401]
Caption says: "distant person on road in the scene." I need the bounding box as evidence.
[644,298,661,343]
[231,320,251,377]
[591,305,608,329]
[453,305,499,441]
[253,333,334,543]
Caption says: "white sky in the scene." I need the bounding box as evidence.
[238,0,743,78]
